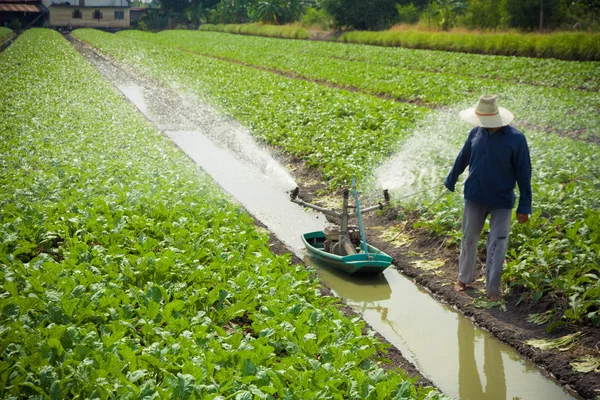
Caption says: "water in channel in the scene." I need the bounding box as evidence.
[73,39,579,400]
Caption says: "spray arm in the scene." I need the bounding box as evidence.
[290,187,341,218]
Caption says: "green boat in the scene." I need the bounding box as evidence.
[291,180,393,276]
[302,231,393,276]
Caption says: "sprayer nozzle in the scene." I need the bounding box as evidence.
[291,187,299,199]
[383,189,390,202]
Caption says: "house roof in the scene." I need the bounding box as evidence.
[0,2,43,11]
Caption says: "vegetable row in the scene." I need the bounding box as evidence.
[0,29,445,399]
[118,30,600,139]
[198,23,600,62]
[74,28,427,189]
[150,30,600,92]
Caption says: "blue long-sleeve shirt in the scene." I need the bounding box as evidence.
[445,126,532,214]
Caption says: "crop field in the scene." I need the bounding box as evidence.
[72,28,600,332]
[118,30,600,138]
[0,29,447,399]
[74,29,428,189]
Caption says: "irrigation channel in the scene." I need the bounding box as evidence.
[71,37,580,400]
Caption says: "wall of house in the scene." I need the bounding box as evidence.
[49,6,129,28]
[51,0,129,7]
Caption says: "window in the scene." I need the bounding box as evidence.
[72,8,82,18]
[93,9,102,19]
[114,10,124,20]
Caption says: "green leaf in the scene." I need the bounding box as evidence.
[241,359,256,377]
[235,391,253,400]
[167,373,196,400]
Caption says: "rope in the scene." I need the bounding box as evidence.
[393,184,446,201]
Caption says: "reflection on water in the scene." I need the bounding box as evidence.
[306,256,578,400]
[458,317,506,400]
[305,256,392,302]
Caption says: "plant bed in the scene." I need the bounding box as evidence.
[0,28,446,399]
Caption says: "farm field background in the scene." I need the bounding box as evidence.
[119,30,599,139]
[0,29,446,399]
[72,28,600,329]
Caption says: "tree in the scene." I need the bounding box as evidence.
[322,0,399,30]
[248,0,309,24]
[562,0,600,30]
[500,0,562,30]
[396,2,420,24]
[461,0,502,29]
[396,0,429,12]
[211,0,252,23]
[158,0,219,20]
[432,0,467,30]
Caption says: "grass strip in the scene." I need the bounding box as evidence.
[0,28,446,399]
[199,23,600,61]
[200,22,309,39]
[336,30,600,62]
[74,28,427,189]
[120,30,600,139]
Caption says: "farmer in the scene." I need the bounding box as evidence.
[444,95,532,300]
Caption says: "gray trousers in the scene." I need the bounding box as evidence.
[459,200,512,296]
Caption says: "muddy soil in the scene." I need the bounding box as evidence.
[0,32,16,53]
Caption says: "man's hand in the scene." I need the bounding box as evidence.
[444,180,455,192]
[516,213,529,224]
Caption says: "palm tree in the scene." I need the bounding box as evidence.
[251,0,286,24]
[251,0,309,24]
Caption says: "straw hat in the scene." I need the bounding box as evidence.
[459,95,514,128]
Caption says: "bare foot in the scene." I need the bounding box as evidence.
[486,293,503,301]
[454,280,466,292]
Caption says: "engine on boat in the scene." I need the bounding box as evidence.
[324,225,362,255]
